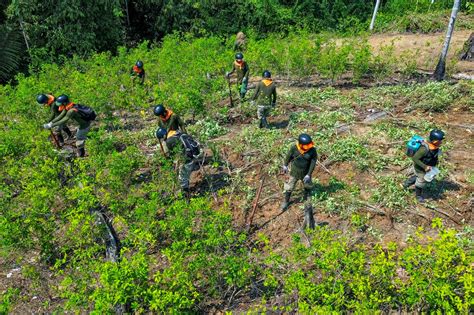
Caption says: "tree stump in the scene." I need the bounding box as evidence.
[460,33,473,61]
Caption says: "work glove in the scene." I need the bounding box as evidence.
[282,165,289,174]
[242,77,248,84]
[43,122,53,129]
[303,175,311,184]
[225,72,230,79]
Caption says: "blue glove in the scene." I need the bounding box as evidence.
[43,122,53,129]
[282,165,289,174]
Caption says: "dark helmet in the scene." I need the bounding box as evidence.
[56,94,69,104]
[263,70,271,78]
[136,60,144,68]
[429,129,445,142]
[298,133,312,145]
[156,127,167,139]
[235,52,243,60]
[37,94,49,104]
[153,104,166,116]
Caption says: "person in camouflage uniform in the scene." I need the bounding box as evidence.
[226,52,250,100]
[37,93,73,145]
[43,95,94,157]
[234,32,247,51]
[130,60,146,85]
[155,128,202,200]
[281,134,318,210]
[251,70,277,128]
[403,129,445,203]
[154,104,186,153]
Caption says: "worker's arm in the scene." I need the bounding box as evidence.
[412,146,429,171]
[51,110,73,128]
[51,110,67,123]
[251,83,261,101]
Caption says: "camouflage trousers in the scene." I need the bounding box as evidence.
[178,160,197,190]
[283,176,313,194]
[76,125,91,149]
[257,105,272,119]
[406,167,428,189]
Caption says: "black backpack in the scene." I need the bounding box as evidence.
[179,133,201,159]
[73,104,97,121]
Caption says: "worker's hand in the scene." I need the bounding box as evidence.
[225,72,230,79]
[425,166,432,172]
[282,165,289,174]
[303,175,311,184]
[43,122,53,129]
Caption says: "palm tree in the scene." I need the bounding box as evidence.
[0,25,24,82]
[434,0,461,81]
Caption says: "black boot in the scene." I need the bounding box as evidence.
[280,192,291,210]
[261,117,269,128]
[303,204,315,230]
[63,126,73,139]
[77,148,86,157]
[259,118,263,128]
[57,134,65,146]
[303,189,311,201]
[415,187,424,203]
[403,176,416,189]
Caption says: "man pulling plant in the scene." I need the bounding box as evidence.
[43,94,96,157]
[226,52,250,101]
[403,129,445,203]
[154,104,186,139]
[130,60,146,85]
[251,70,277,128]
[281,133,317,210]
[37,93,72,146]
[155,127,202,200]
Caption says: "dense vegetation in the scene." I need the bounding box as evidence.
[1,0,473,82]
[1,28,473,312]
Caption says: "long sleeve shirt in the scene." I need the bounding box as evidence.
[412,145,440,172]
[251,79,277,106]
[284,145,317,179]
[51,108,90,129]
[159,113,185,132]
[229,61,249,84]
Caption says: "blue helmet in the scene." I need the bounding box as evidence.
[298,134,312,145]
[136,60,144,68]
[156,127,167,139]
[153,104,166,116]
[235,52,243,60]
[429,129,445,142]
[37,94,49,104]
[263,70,271,78]
[56,94,69,105]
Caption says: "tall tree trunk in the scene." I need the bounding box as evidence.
[18,16,32,60]
[124,0,130,27]
[434,0,461,81]
[369,0,381,31]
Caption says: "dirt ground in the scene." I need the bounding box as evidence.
[367,29,474,74]
[195,84,473,250]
